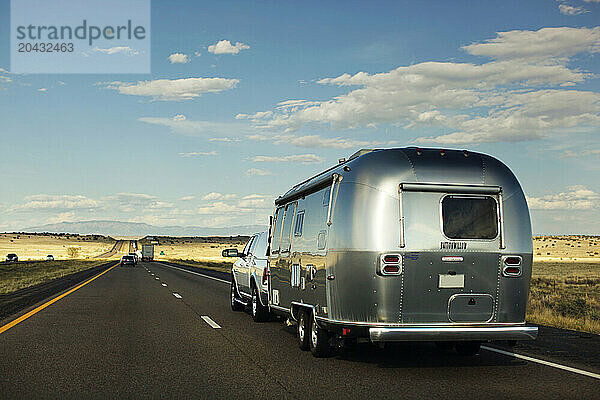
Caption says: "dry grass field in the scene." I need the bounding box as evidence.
[0,233,115,261]
[141,236,248,267]
[529,236,600,334]
[0,259,112,294]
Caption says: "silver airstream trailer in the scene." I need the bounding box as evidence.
[266,147,537,357]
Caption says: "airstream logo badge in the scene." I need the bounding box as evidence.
[405,253,419,261]
[440,241,467,250]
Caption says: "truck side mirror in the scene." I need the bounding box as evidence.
[222,248,239,257]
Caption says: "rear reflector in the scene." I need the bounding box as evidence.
[383,265,400,274]
[383,255,400,263]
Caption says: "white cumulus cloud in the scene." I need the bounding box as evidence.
[558,4,588,15]
[93,46,139,56]
[527,186,600,210]
[102,77,239,101]
[178,151,218,157]
[168,53,190,63]
[241,26,600,145]
[208,40,250,55]
[252,154,324,165]
[245,168,273,176]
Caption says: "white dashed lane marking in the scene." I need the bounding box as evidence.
[172,293,182,299]
[201,316,221,329]
[156,263,229,284]
[481,346,600,380]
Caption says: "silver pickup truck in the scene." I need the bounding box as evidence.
[223,231,270,322]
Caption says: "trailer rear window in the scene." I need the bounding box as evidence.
[442,196,498,240]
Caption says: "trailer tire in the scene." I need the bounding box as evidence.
[230,279,244,312]
[251,285,269,322]
[309,316,331,357]
[456,341,481,356]
[297,309,310,351]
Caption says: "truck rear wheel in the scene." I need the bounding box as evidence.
[309,316,331,357]
[297,310,310,351]
[251,285,269,322]
[230,280,244,311]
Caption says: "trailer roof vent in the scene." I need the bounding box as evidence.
[338,158,346,164]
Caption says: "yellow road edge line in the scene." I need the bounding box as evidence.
[0,263,118,335]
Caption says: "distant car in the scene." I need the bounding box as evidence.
[46,255,54,261]
[128,253,138,264]
[6,253,18,262]
[120,255,135,267]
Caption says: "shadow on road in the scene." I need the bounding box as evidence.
[276,320,525,369]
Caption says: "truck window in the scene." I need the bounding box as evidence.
[271,206,284,255]
[442,195,498,239]
[243,235,256,256]
[280,202,296,253]
[252,232,268,257]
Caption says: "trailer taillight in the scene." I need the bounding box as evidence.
[502,256,522,277]
[380,254,402,275]
[383,265,400,274]
[383,255,400,263]
[262,267,269,285]
[504,256,521,266]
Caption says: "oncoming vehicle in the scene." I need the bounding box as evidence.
[120,255,135,267]
[223,232,270,322]
[266,147,537,357]
[46,255,54,261]
[6,253,18,262]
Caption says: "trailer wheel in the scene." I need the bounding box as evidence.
[297,309,310,351]
[230,279,244,312]
[309,316,331,357]
[251,285,269,322]
[456,341,481,356]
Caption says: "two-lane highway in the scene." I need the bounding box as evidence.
[0,262,598,399]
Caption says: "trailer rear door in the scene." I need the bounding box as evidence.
[399,184,503,324]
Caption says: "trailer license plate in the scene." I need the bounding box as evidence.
[438,274,465,289]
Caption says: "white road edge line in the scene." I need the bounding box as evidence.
[172,293,182,299]
[201,316,221,329]
[481,346,600,380]
[156,262,229,284]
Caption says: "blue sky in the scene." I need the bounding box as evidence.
[1,0,599,234]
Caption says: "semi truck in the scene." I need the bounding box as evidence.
[142,244,154,261]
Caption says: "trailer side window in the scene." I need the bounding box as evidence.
[322,188,330,206]
[294,211,304,236]
[280,202,296,253]
[271,206,284,255]
[442,196,498,240]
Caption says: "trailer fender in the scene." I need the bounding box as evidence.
[290,302,320,327]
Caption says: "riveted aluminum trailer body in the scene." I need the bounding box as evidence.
[267,148,537,343]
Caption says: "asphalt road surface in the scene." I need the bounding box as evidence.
[1,262,598,399]
[94,240,125,259]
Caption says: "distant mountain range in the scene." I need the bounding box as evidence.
[17,220,265,237]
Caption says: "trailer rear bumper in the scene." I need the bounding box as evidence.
[369,325,538,342]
